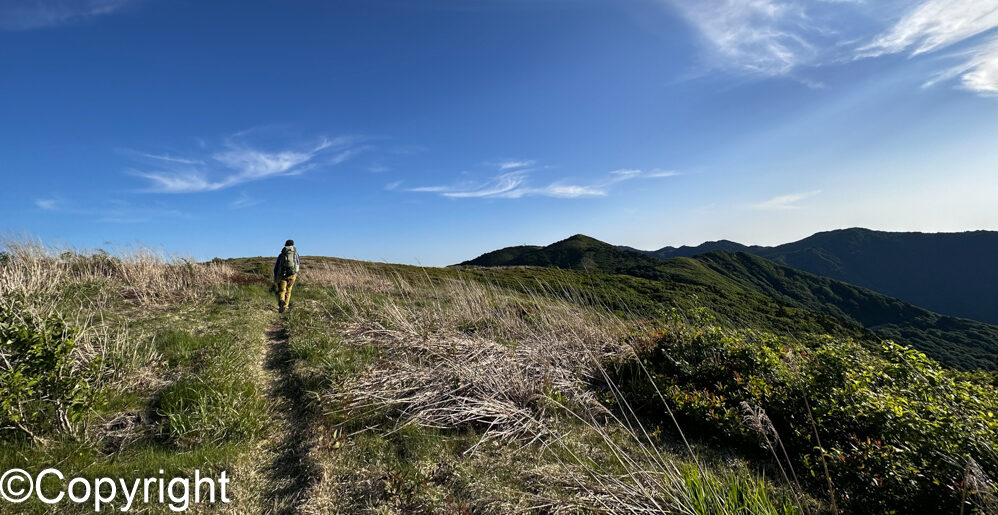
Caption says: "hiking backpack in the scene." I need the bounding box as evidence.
[279,246,299,277]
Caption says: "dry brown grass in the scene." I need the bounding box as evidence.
[305,261,782,513]
[1,237,232,442]
[315,260,630,441]
[0,238,234,306]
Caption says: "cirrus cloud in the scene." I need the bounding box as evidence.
[130,132,366,193]
[409,162,677,200]
[661,0,998,97]
[749,189,821,210]
[0,0,133,30]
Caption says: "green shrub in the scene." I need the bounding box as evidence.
[616,323,998,512]
[0,302,102,440]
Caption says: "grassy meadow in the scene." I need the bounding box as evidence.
[1,242,995,513]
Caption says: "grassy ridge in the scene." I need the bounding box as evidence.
[462,234,998,370]
[630,228,998,326]
[3,242,997,512]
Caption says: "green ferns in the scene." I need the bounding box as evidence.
[619,324,998,513]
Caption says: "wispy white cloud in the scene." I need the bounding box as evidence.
[0,0,132,30]
[959,39,998,95]
[749,189,821,210]
[410,163,676,200]
[35,198,61,210]
[922,35,998,95]
[133,152,205,165]
[497,160,536,171]
[228,192,262,210]
[861,1,998,96]
[609,168,642,179]
[860,0,998,57]
[663,0,826,77]
[33,196,187,223]
[539,184,607,198]
[409,185,450,193]
[384,180,403,190]
[421,171,529,198]
[131,133,363,193]
[645,169,680,178]
[661,0,998,97]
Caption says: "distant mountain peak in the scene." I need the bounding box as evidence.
[458,228,998,370]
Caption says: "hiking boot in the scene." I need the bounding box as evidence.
[278,304,285,313]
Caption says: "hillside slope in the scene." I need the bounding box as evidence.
[631,228,998,325]
[464,235,998,370]
[693,251,998,369]
[463,234,663,273]
[3,243,996,513]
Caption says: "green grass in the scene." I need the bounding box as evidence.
[265,262,807,513]
[1,269,277,512]
[5,247,994,512]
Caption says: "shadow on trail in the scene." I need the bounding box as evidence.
[263,324,321,514]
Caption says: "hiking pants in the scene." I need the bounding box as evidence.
[277,275,296,307]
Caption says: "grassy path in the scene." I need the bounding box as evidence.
[261,321,322,514]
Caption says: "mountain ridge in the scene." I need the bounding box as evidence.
[460,232,998,370]
[621,227,998,324]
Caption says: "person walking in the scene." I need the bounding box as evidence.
[273,239,300,313]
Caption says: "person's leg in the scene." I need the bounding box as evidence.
[284,275,297,308]
[277,278,289,311]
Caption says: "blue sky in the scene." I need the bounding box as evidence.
[2,0,997,265]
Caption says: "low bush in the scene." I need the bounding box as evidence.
[616,322,998,513]
[0,301,104,440]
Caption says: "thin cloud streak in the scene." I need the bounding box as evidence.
[34,197,187,223]
[132,134,363,193]
[662,0,998,97]
[749,189,821,210]
[498,160,536,171]
[860,0,998,57]
[35,199,60,210]
[410,164,677,200]
[862,0,998,96]
[0,0,132,30]
[228,192,262,210]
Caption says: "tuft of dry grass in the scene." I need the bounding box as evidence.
[307,261,801,513]
[1,237,234,306]
[1,237,235,442]
[314,261,629,441]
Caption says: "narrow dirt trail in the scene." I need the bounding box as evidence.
[261,321,322,514]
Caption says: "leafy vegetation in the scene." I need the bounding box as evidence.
[614,321,998,512]
[3,239,997,512]
[0,300,104,440]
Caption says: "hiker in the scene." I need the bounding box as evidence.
[273,239,300,313]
